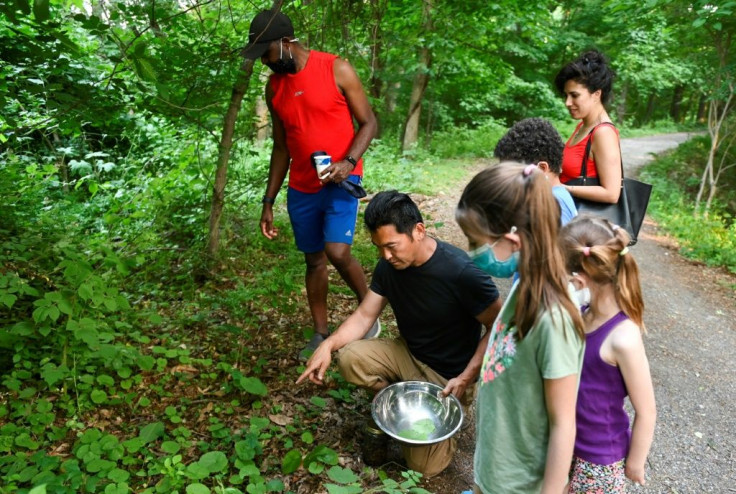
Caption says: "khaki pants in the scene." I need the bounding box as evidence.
[337,337,474,478]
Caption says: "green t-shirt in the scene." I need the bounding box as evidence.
[474,283,584,493]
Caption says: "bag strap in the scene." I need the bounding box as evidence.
[580,122,624,182]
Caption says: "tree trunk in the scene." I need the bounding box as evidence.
[255,71,270,143]
[52,132,69,193]
[368,0,385,136]
[207,0,282,258]
[670,85,683,122]
[695,88,734,215]
[401,0,432,153]
[696,93,707,122]
[616,82,628,123]
[643,93,656,125]
[206,57,256,258]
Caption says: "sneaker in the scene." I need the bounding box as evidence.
[364,319,381,339]
[298,331,329,361]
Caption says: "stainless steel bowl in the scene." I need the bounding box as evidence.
[371,381,464,445]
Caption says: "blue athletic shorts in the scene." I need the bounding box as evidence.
[287,175,362,254]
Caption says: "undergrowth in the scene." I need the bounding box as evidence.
[641,135,736,277]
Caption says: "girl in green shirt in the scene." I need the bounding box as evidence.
[456,162,586,494]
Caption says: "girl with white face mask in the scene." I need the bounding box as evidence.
[560,216,656,492]
[456,162,585,494]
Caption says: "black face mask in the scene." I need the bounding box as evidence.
[266,42,297,74]
[266,57,296,74]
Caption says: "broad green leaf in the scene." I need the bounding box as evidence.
[86,458,115,473]
[138,422,164,444]
[161,441,180,454]
[236,460,259,477]
[280,449,301,474]
[28,485,47,494]
[186,484,210,494]
[96,375,115,387]
[104,483,130,494]
[185,462,209,480]
[90,389,107,404]
[197,451,227,474]
[40,363,68,387]
[78,283,93,301]
[326,466,359,484]
[122,438,143,453]
[304,445,338,467]
[137,356,155,371]
[0,293,16,308]
[107,467,130,483]
[240,377,267,396]
[309,396,326,408]
[249,417,270,432]
[15,433,40,450]
[265,479,284,492]
[234,441,256,461]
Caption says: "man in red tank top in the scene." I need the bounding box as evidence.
[243,10,379,359]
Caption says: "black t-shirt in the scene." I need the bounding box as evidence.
[370,240,499,379]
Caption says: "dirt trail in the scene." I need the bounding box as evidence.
[417,132,736,493]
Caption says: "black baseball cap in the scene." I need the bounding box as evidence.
[241,10,294,59]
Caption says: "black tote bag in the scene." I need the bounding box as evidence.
[566,124,652,245]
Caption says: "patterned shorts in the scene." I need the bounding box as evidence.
[568,456,627,493]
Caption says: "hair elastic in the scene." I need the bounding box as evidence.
[523,164,537,176]
[582,246,591,257]
[620,246,629,256]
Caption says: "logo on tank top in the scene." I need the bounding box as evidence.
[480,318,517,384]
[294,91,304,97]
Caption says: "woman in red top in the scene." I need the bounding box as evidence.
[555,51,621,205]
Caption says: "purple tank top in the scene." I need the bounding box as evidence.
[574,311,631,465]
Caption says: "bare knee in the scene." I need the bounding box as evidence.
[324,243,354,270]
[305,252,328,273]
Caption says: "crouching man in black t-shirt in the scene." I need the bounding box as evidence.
[296,190,501,477]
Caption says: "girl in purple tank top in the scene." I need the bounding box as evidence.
[561,216,656,493]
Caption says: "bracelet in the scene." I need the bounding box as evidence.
[345,155,358,169]
[261,196,275,205]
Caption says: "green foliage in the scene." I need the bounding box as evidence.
[1,0,733,492]
[641,135,736,274]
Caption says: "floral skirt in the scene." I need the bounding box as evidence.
[568,456,627,493]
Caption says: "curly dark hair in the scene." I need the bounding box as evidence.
[493,118,564,174]
[554,50,615,104]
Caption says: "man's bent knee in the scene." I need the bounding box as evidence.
[336,341,388,391]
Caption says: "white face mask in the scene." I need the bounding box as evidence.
[572,287,591,308]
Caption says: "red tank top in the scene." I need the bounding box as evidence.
[269,51,363,193]
[560,122,619,184]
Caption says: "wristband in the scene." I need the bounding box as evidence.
[345,155,358,169]
[261,196,275,205]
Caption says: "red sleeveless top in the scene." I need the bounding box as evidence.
[269,51,363,193]
[560,122,619,184]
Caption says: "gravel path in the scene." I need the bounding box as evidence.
[417,132,736,493]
